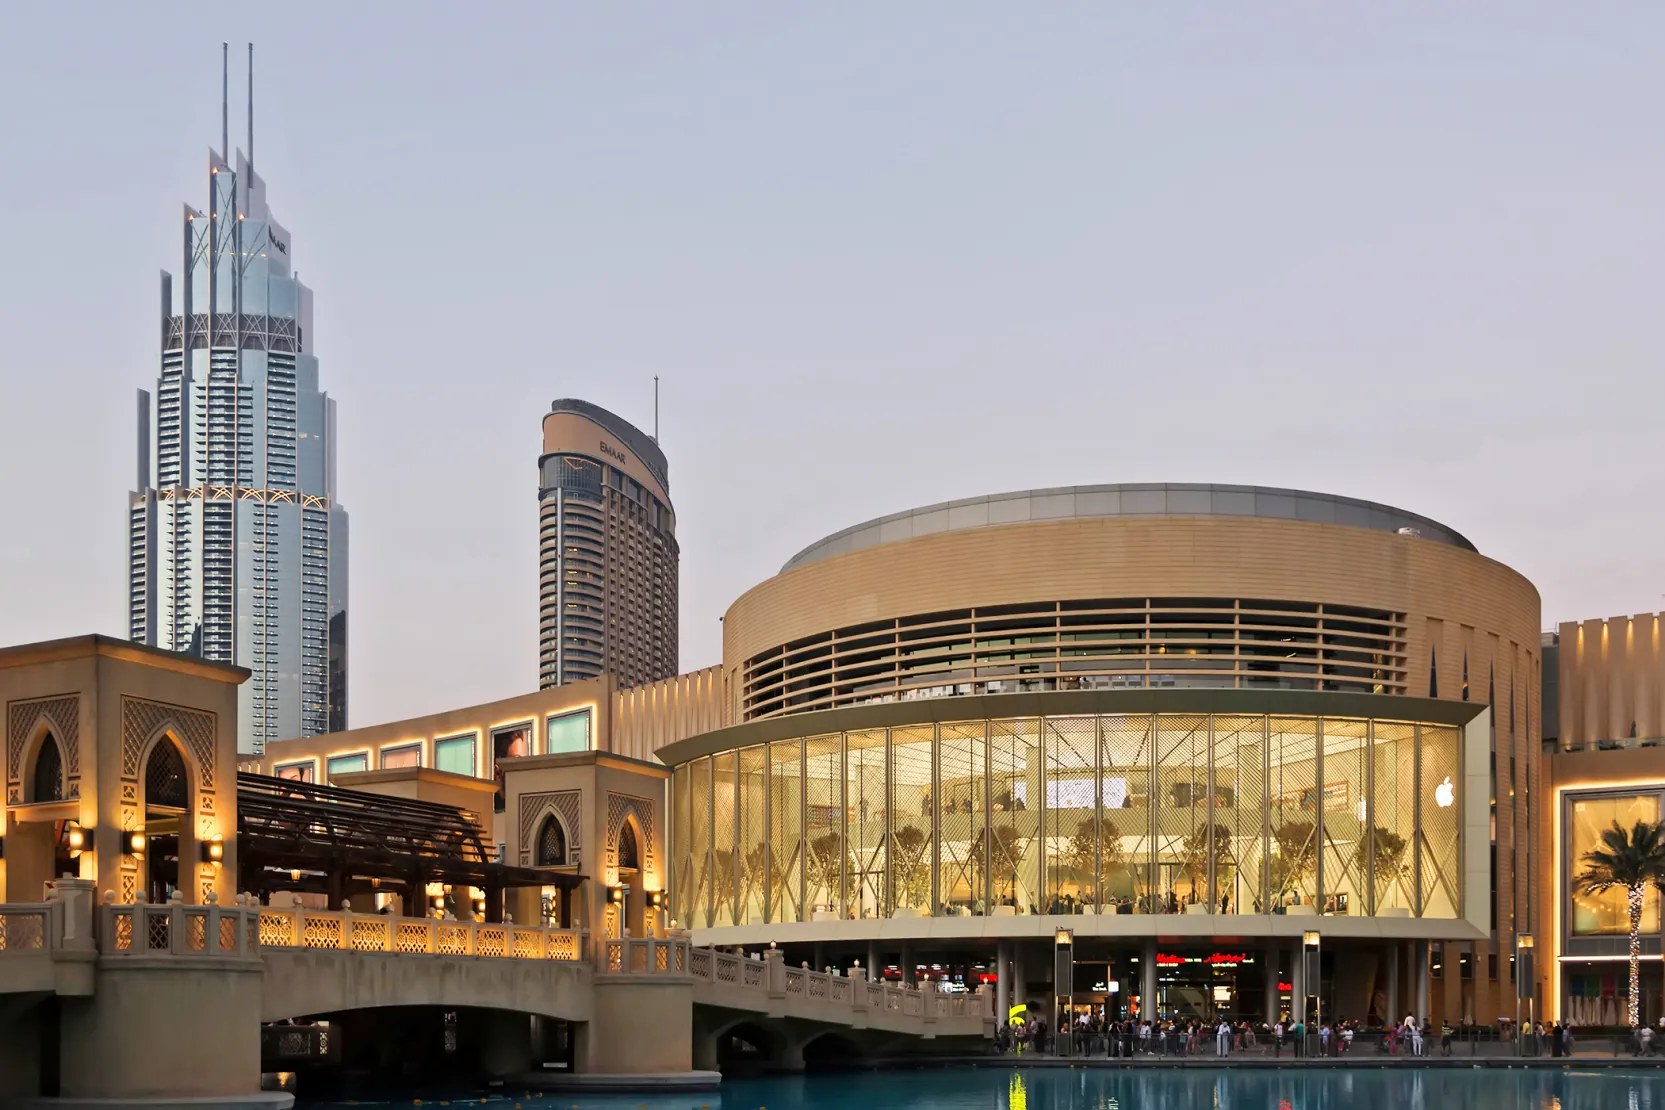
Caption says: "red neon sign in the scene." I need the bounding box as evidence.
[1155,952,1250,966]
[1277,981,1293,992]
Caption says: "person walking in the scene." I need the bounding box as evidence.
[1273,1019,1285,1058]
[1440,1020,1453,1056]
[1319,1022,1332,1057]
[1217,1018,1232,1057]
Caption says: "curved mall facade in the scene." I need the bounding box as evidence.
[661,484,1542,1024]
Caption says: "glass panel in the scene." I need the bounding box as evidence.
[889,726,934,914]
[937,722,987,915]
[1213,715,1265,915]
[712,751,739,926]
[1371,721,1417,915]
[433,736,476,777]
[1101,714,1154,911]
[804,735,845,919]
[1044,716,1097,913]
[545,709,591,754]
[768,739,804,924]
[1570,793,1663,935]
[380,744,421,770]
[1419,725,1461,918]
[326,752,368,777]
[989,719,1040,913]
[847,730,888,920]
[1320,718,1368,917]
[1268,717,1320,910]
[738,746,768,926]
[1156,715,1209,913]
[689,757,712,928]
[672,764,692,926]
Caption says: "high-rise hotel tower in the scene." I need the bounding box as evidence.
[539,400,678,689]
[129,50,348,753]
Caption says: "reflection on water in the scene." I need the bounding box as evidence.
[296,1067,1665,1110]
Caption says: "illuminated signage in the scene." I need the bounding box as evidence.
[599,440,628,466]
[1155,952,1253,967]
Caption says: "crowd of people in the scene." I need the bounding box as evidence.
[995,1012,1379,1058]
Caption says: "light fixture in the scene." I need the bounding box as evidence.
[645,890,663,908]
[290,869,302,882]
[607,885,624,905]
[66,822,86,856]
[200,838,224,864]
[1055,927,1074,947]
[1303,930,1320,951]
[1517,933,1534,950]
[125,830,146,858]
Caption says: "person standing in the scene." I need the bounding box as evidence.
[1218,1018,1232,1057]
[1273,1019,1285,1058]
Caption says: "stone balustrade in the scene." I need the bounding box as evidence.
[686,944,994,1025]
[599,934,691,973]
[102,896,262,957]
[255,904,586,961]
[0,901,59,953]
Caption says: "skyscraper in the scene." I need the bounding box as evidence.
[129,47,347,754]
[539,400,678,689]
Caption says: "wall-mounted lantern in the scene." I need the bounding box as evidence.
[607,885,625,905]
[65,822,87,858]
[200,838,224,865]
[124,830,146,859]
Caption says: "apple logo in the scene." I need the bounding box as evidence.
[1434,776,1455,808]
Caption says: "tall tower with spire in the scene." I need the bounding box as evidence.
[128,46,348,753]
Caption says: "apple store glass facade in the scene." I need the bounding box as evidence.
[670,712,1464,928]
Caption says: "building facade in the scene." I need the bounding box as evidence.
[664,484,1543,1028]
[127,138,348,754]
[538,400,677,690]
[1535,611,1665,1027]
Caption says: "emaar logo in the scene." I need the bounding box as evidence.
[270,234,288,255]
[599,440,627,466]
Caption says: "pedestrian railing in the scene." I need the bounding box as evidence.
[102,896,261,957]
[599,935,689,973]
[255,903,585,962]
[0,903,56,953]
[681,944,992,1027]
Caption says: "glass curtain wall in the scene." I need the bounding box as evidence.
[678,713,1466,927]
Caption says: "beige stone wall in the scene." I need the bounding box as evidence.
[1558,613,1665,747]
[611,664,728,763]
[1,636,244,906]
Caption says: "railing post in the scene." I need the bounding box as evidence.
[923,979,939,1025]
[766,945,786,999]
[339,903,352,951]
[168,892,186,955]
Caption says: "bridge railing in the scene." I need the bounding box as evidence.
[100,896,261,957]
[598,935,692,974]
[254,904,585,962]
[683,945,994,1025]
[0,901,60,954]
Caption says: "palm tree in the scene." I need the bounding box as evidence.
[1574,819,1665,1028]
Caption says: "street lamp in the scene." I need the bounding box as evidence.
[1303,930,1321,1049]
[1055,928,1074,1057]
[1515,934,1535,1056]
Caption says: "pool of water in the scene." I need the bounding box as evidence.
[295,1065,1665,1110]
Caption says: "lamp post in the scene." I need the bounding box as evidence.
[1055,928,1074,1057]
[1515,934,1535,1057]
[1303,930,1321,1054]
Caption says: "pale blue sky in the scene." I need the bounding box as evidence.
[1,4,1661,727]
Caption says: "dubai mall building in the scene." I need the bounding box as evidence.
[658,484,1542,1029]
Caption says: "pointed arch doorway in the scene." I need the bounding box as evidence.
[141,736,190,903]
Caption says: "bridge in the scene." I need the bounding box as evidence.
[2,886,992,1100]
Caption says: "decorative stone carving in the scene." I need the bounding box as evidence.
[6,694,81,802]
[606,792,657,882]
[517,790,582,867]
[121,695,216,792]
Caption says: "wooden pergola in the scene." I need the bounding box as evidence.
[236,772,584,924]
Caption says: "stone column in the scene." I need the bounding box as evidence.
[1385,942,1400,1026]
[997,940,1011,1027]
[1141,937,1157,1020]
[813,942,826,972]
[1265,942,1280,1024]
[901,941,914,985]
[1414,940,1430,1022]
[868,940,880,979]
[1013,947,1028,1014]
[1291,942,1306,1025]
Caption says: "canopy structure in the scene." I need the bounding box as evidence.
[236,772,584,923]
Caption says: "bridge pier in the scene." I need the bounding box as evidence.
[576,972,694,1076]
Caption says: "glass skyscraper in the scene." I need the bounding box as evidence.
[128,136,348,754]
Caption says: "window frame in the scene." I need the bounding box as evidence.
[545,708,593,755]
[379,742,423,770]
[433,732,480,778]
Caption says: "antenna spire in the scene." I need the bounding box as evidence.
[247,43,254,178]
[220,42,229,160]
[654,376,660,443]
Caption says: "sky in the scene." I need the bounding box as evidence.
[1,4,1662,730]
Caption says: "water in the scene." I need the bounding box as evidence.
[295,1065,1665,1110]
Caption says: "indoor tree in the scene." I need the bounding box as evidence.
[1574,818,1665,1028]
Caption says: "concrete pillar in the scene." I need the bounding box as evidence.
[997,940,1011,1027]
[1386,943,1401,1026]
[1141,937,1158,1021]
[1265,942,1280,1024]
[1291,943,1306,1025]
[580,978,694,1075]
[1414,940,1430,1023]
[1013,947,1028,1013]
[901,941,914,985]
[813,942,826,973]
[868,940,880,979]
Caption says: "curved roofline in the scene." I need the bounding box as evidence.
[547,398,669,493]
[782,483,1476,572]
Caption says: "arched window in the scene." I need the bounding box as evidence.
[618,819,640,872]
[31,732,63,803]
[145,738,188,810]
[536,816,567,867]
